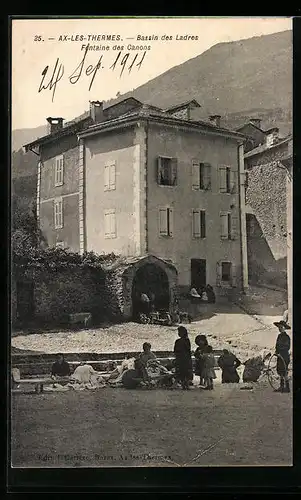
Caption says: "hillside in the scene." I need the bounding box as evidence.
[11,30,292,214]
[104,29,292,134]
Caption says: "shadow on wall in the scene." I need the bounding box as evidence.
[246,214,287,289]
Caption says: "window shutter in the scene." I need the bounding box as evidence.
[110,163,116,190]
[192,161,200,189]
[220,212,229,239]
[200,210,206,238]
[216,261,222,287]
[230,170,236,193]
[219,166,227,193]
[231,263,237,287]
[192,210,201,237]
[231,215,239,240]
[110,211,116,237]
[204,163,211,190]
[159,208,168,236]
[104,212,110,237]
[168,208,174,236]
[104,165,110,191]
[157,157,163,184]
[171,158,177,186]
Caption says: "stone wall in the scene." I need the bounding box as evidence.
[245,141,290,289]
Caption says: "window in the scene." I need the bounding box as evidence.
[219,166,236,193]
[216,261,237,287]
[192,162,211,190]
[55,155,64,186]
[192,210,206,238]
[159,207,173,236]
[104,162,116,191]
[157,156,177,186]
[104,209,116,238]
[221,261,232,282]
[220,212,239,240]
[54,198,63,229]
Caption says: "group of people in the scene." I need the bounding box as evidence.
[173,326,241,390]
[50,317,291,393]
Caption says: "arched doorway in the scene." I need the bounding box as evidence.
[131,262,170,319]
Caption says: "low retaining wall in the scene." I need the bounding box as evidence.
[12,350,224,377]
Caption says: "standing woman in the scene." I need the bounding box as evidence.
[174,326,193,390]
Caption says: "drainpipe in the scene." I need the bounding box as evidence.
[238,143,249,291]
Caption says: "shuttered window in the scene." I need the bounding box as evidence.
[216,261,237,287]
[54,198,63,229]
[220,212,238,240]
[159,207,173,236]
[219,166,236,193]
[192,210,206,238]
[192,162,211,190]
[157,157,177,186]
[104,209,116,238]
[104,162,116,191]
[55,155,64,186]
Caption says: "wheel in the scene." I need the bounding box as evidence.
[267,353,287,390]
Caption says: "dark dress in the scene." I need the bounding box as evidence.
[174,336,193,388]
[51,360,71,377]
[194,347,206,377]
[122,369,143,389]
[275,332,290,376]
[218,352,241,383]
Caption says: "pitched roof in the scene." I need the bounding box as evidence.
[244,135,292,158]
[24,97,243,151]
[165,99,201,113]
[78,106,245,141]
[236,121,266,134]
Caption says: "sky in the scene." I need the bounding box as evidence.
[12,17,292,130]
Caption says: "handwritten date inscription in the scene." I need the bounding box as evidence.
[38,45,146,102]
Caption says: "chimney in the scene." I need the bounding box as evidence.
[209,115,221,127]
[249,118,262,129]
[46,117,64,134]
[90,100,104,123]
[265,127,279,147]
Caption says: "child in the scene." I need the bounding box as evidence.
[202,345,216,390]
[194,335,209,386]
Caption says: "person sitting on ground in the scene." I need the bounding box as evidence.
[242,350,271,383]
[194,334,209,386]
[70,362,106,389]
[51,353,71,381]
[135,342,156,384]
[201,345,216,390]
[218,349,241,384]
[274,320,291,393]
[205,284,216,304]
[107,354,136,386]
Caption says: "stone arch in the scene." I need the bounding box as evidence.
[122,255,178,320]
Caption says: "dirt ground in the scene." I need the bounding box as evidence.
[11,379,292,468]
[11,293,288,363]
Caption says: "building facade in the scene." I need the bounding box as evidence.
[25,98,247,318]
[240,119,292,319]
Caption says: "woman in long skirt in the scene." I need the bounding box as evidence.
[174,326,193,390]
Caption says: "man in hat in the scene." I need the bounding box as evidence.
[273,320,291,393]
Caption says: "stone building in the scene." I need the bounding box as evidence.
[239,118,292,318]
[24,97,248,319]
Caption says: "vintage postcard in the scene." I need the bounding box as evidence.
[11,16,293,469]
